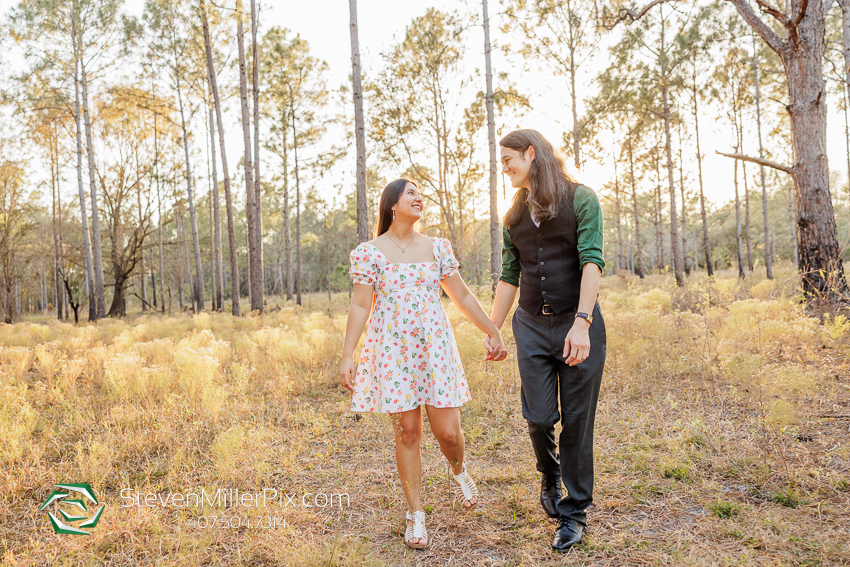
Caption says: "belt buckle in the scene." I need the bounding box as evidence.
[540,304,554,315]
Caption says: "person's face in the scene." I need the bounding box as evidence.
[500,145,535,189]
[391,182,423,221]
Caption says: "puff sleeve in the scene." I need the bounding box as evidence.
[438,238,460,280]
[349,244,376,287]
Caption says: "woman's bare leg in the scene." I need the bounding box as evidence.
[390,407,425,544]
[425,405,477,508]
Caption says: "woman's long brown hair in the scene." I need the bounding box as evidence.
[375,178,419,237]
[500,129,579,228]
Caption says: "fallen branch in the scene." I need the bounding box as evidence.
[714,150,793,175]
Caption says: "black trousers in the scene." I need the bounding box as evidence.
[511,301,606,525]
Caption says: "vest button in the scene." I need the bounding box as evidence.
[541,276,545,281]
[539,247,543,252]
[539,261,544,266]
[537,233,542,238]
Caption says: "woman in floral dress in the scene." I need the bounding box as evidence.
[339,179,507,550]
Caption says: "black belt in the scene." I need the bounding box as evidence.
[537,303,577,316]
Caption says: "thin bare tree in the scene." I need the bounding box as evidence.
[349,0,368,243]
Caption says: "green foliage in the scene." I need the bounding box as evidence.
[662,465,690,481]
[770,489,802,509]
[710,500,740,519]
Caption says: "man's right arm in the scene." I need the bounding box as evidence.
[490,280,518,330]
[491,226,520,330]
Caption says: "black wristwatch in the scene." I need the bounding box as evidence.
[575,312,593,325]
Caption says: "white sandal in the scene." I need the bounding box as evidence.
[404,510,428,549]
[452,466,479,509]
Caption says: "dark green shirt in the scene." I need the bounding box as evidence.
[499,184,605,288]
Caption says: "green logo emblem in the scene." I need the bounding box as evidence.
[40,483,105,535]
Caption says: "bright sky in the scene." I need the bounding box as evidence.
[2,0,849,217]
[276,0,850,213]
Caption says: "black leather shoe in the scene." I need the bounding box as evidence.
[552,516,583,552]
[540,474,562,519]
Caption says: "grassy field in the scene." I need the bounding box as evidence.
[1,263,848,566]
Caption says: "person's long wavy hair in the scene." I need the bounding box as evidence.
[500,129,579,228]
[375,178,419,237]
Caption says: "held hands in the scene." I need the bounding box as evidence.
[483,329,508,362]
[563,317,591,366]
[339,356,356,391]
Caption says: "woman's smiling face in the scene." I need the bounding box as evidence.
[392,182,424,221]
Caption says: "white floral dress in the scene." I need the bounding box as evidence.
[348,237,470,414]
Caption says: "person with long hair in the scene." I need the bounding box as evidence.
[339,178,507,550]
[484,129,606,552]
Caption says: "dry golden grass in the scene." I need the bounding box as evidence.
[0,262,848,566]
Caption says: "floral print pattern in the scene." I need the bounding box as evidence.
[348,237,469,414]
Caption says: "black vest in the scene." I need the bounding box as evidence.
[508,192,581,314]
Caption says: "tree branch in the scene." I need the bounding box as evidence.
[725,0,786,54]
[755,0,789,23]
[131,292,156,311]
[791,0,810,28]
[602,0,683,30]
[715,150,792,174]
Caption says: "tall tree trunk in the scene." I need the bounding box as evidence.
[281,115,292,301]
[155,111,165,313]
[789,183,799,266]
[614,157,624,273]
[569,41,580,169]
[251,0,263,310]
[292,109,302,306]
[692,63,713,276]
[202,101,215,311]
[138,168,147,313]
[208,158,216,312]
[50,127,64,320]
[236,0,260,313]
[627,121,644,278]
[178,207,194,312]
[72,29,96,321]
[729,0,845,297]
[324,216,332,301]
[349,0,369,243]
[139,251,146,313]
[251,0,266,313]
[662,81,683,286]
[742,159,754,272]
[838,7,850,192]
[175,77,205,311]
[202,0,240,316]
[150,268,157,310]
[752,34,773,279]
[209,105,224,311]
[654,147,663,271]
[78,32,106,319]
[677,132,689,276]
[734,145,746,279]
[842,69,850,206]
[483,0,499,289]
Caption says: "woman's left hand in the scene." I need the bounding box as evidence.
[483,331,508,362]
[563,320,590,366]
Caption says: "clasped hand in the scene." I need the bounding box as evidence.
[483,331,508,362]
